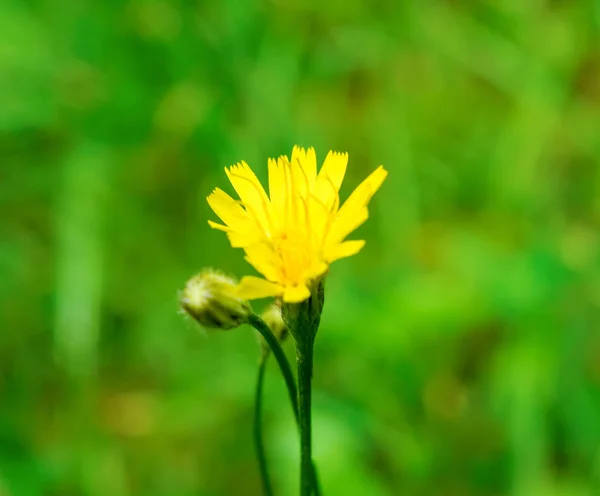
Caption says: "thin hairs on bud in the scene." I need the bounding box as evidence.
[179,269,251,331]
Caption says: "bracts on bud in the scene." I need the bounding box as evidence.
[180,270,251,331]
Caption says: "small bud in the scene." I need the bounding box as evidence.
[180,270,251,330]
[261,304,288,341]
[257,304,288,356]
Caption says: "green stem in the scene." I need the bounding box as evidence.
[297,335,315,496]
[248,314,322,496]
[249,314,298,416]
[254,355,274,496]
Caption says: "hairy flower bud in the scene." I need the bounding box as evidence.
[180,270,251,330]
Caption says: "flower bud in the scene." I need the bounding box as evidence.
[180,270,251,330]
[261,304,288,341]
[257,303,288,356]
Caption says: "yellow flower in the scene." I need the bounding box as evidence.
[207,146,387,303]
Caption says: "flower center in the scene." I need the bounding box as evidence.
[272,228,314,285]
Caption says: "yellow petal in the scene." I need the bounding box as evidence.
[207,220,229,231]
[326,240,365,262]
[244,243,281,282]
[207,220,263,248]
[291,146,317,189]
[207,188,250,229]
[283,284,311,303]
[304,147,317,188]
[276,156,294,227]
[278,156,304,227]
[227,231,260,248]
[290,156,310,200]
[346,165,387,209]
[327,166,387,245]
[308,192,338,249]
[208,188,264,247]
[302,260,329,280]
[225,161,274,236]
[314,151,348,210]
[327,207,369,249]
[236,276,283,300]
[268,158,285,226]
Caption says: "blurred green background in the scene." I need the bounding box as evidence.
[2,0,600,494]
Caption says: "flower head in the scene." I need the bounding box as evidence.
[180,270,251,330]
[207,146,387,303]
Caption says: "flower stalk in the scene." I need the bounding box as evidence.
[254,353,274,496]
[249,313,299,416]
[296,333,315,496]
[283,279,324,496]
[249,311,322,496]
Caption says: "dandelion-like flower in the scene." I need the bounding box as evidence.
[207,146,387,303]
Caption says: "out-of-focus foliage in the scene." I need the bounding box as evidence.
[1,0,600,494]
